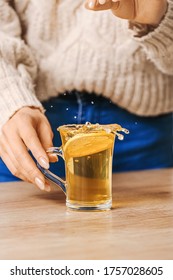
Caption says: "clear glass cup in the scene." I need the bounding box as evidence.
[37,123,128,211]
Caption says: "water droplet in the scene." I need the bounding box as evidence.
[135,122,138,125]
[85,121,91,127]
[66,108,69,111]
[91,101,94,105]
[74,116,77,119]
[122,128,129,134]
[116,133,124,140]
[50,105,53,108]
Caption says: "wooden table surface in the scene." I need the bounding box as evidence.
[0,168,173,260]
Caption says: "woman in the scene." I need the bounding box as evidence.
[0,0,172,191]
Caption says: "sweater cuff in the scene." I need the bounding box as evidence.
[132,0,173,57]
[0,77,44,129]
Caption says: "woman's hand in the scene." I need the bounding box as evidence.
[85,0,168,25]
[0,107,56,192]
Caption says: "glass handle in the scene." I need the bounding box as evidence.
[37,147,66,194]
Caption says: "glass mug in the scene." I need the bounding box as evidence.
[37,123,128,210]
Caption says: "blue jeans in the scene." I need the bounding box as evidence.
[0,90,173,181]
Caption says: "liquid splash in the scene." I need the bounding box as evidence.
[58,122,129,141]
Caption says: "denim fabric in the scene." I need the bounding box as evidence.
[0,90,173,182]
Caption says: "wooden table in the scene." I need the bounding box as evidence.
[0,168,173,260]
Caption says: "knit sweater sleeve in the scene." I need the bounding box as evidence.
[0,0,43,130]
[131,0,173,76]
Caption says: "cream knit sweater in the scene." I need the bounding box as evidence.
[0,0,173,130]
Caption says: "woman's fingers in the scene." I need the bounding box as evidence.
[2,132,50,191]
[86,0,167,24]
[12,135,51,191]
[18,124,50,170]
[85,0,135,21]
[0,107,53,192]
[85,0,120,11]
[37,121,58,163]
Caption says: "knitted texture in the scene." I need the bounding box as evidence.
[0,0,173,129]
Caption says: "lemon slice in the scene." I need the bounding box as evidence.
[63,132,114,158]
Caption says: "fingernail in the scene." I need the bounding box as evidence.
[39,157,49,169]
[88,1,95,8]
[99,0,106,4]
[35,177,45,190]
[112,0,119,2]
